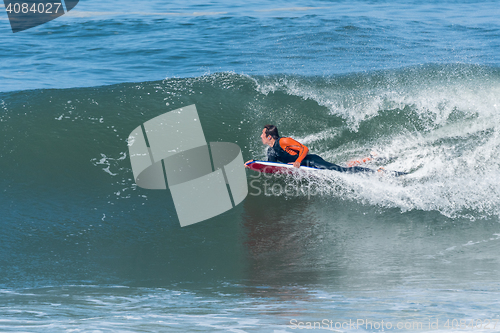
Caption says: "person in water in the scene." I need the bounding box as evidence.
[244,124,374,173]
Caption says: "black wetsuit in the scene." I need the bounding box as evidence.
[268,138,373,173]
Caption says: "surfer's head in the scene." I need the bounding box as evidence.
[261,124,279,146]
[263,124,279,139]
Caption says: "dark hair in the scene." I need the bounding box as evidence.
[264,124,279,140]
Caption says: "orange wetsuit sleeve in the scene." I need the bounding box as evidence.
[279,137,309,164]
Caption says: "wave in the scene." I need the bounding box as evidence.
[1,64,499,222]
[252,64,500,219]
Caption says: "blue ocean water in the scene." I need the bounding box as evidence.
[1,0,500,332]
[2,0,500,91]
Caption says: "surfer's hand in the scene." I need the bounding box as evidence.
[289,161,300,168]
[244,159,254,168]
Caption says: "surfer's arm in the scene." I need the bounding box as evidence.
[295,143,309,164]
[279,137,309,167]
